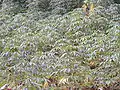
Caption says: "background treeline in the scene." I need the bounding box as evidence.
[0,0,120,15]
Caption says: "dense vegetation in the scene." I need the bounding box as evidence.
[0,0,120,89]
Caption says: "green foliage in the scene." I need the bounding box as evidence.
[0,0,84,16]
[0,0,120,89]
[0,6,120,89]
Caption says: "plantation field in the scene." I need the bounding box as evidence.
[0,0,120,89]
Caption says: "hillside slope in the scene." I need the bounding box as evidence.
[0,6,120,90]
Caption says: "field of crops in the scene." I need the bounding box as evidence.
[0,0,120,89]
